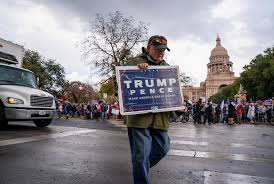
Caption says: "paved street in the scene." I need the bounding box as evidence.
[1,118,274,184]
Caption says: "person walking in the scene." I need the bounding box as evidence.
[106,103,112,119]
[64,102,69,119]
[215,104,221,123]
[236,104,244,123]
[203,101,214,125]
[242,103,248,123]
[100,102,107,121]
[194,99,202,124]
[228,100,235,125]
[222,105,228,123]
[247,103,256,124]
[266,105,273,123]
[96,103,101,119]
[125,35,171,184]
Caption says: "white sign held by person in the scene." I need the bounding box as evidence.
[111,109,120,115]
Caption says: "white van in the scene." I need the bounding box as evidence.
[0,38,55,128]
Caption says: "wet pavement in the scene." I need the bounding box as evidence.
[0,118,274,184]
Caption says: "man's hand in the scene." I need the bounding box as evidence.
[137,63,149,71]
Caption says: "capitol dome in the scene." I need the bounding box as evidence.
[207,34,233,75]
[210,36,228,57]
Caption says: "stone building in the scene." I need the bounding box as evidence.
[182,35,237,102]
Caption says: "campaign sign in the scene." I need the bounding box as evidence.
[116,66,183,115]
[264,99,273,106]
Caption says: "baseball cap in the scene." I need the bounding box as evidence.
[148,35,170,51]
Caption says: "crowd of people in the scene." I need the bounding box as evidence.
[56,97,274,126]
[56,100,121,121]
[188,98,274,125]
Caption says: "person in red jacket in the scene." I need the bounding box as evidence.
[236,104,244,123]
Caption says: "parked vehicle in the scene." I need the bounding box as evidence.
[0,38,55,129]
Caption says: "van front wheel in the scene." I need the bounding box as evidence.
[33,119,52,127]
[0,105,8,129]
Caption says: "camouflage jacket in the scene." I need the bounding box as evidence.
[124,48,172,131]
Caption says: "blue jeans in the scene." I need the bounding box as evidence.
[128,127,170,184]
[101,111,106,120]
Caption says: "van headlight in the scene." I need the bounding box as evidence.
[6,97,24,104]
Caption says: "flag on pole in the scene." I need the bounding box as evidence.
[220,100,224,110]
[234,97,238,105]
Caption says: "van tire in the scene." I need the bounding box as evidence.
[0,104,8,129]
[33,119,52,127]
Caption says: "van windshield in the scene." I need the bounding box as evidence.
[0,65,38,88]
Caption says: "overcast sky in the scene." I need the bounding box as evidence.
[1,0,273,87]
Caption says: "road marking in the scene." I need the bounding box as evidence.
[204,171,274,184]
[172,140,208,146]
[171,140,274,150]
[0,129,96,147]
[168,149,274,164]
[111,124,127,128]
[170,133,274,144]
[109,120,127,128]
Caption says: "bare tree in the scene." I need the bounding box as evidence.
[82,11,149,79]
[64,81,98,103]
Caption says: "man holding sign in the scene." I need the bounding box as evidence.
[123,35,178,184]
